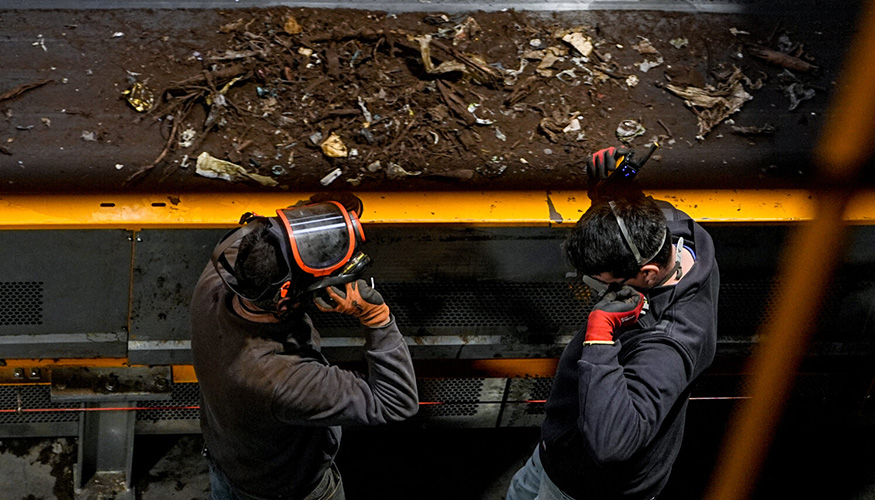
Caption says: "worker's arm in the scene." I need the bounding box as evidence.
[273,320,418,426]
[576,336,692,465]
[270,282,418,426]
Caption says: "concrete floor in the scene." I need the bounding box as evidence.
[0,428,539,500]
[3,399,875,500]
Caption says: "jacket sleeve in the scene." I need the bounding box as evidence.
[577,336,691,465]
[270,317,419,426]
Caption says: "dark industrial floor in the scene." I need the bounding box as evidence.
[3,397,875,500]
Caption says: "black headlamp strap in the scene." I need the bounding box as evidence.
[211,224,259,283]
[608,201,666,266]
[211,220,288,303]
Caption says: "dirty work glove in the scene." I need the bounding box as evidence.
[586,146,631,200]
[584,286,645,345]
[314,279,391,327]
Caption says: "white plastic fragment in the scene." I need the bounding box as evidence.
[195,151,278,186]
[466,103,494,125]
[616,119,646,142]
[33,34,47,52]
[562,118,581,133]
[386,163,421,179]
[669,38,689,49]
[320,167,343,186]
[179,128,197,148]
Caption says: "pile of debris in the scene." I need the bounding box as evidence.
[116,8,825,189]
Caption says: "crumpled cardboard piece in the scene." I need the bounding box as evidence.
[665,66,753,139]
[535,47,568,77]
[283,15,303,35]
[413,34,502,85]
[195,152,278,186]
[561,32,593,58]
[320,132,348,158]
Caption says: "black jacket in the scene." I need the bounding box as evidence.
[540,202,719,500]
[190,253,418,499]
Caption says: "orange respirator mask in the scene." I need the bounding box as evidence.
[211,197,369,304]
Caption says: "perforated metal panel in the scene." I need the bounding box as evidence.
[417,378,485,417]
[313,282,595,331]
[718,280,779,335]
[499,377,552,427]
[0,386,79,425]
[0,281,44,326]
[137,382,200,422]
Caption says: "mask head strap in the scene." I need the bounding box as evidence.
[608,201,666,266]
[654,237,685,287]
[210,218,294,303]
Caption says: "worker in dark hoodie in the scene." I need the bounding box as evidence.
[191,194,418,500]
[506,146,719,500]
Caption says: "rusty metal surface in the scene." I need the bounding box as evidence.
[50,366,172,402]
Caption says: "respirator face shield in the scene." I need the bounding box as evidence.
[211,200,369,305]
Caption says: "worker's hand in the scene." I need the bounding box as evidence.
[314,279,391,327]
[586,146,631,181]
[584,286,645,344]
[586,146,631,200]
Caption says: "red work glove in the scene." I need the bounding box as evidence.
[584,286,645,345]
[586,146,631,200]
[314,279,391,327]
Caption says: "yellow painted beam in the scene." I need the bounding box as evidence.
[2,190,875,229]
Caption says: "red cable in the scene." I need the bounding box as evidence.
[0,397,747,414]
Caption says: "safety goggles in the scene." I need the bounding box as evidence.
[581,275,626,296]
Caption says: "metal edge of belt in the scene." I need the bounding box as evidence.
[3,190,875,227]
[0,0,831,14]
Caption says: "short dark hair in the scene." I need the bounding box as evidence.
[564,196,671,279]
[233,219,286,310]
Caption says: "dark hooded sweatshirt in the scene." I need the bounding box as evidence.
[190,252,418,500]
[540,202,719,500]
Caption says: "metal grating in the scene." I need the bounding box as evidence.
[718,281,779,335]
[313,282,595,330]
[137,382,200,422]
[309,278,875,342]
[718,279,875,339]
[523,377,553,416]
[0,281,44,326]
[417,378,485,417]
[0,385,79,425]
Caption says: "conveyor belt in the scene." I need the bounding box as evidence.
[0,0,839,14]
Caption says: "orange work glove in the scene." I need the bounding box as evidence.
[314,279,391,327]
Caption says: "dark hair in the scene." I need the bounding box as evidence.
[233,219,284,310]
[564,196,671,279]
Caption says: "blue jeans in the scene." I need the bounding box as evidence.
[208,460,344,500]
[506,445,575,500]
